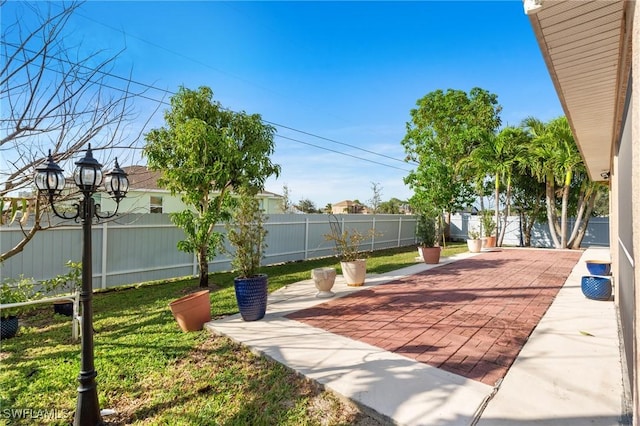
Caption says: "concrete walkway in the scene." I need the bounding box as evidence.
[205,247,625,425]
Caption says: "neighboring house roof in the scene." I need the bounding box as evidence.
[122,166,164,190]
[333,200,360,208]
[122,165,283,198]
[332,200,367,214]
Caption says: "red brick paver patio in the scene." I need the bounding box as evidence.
[286,248,582,386]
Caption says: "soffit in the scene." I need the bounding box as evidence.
[527,0,631,181]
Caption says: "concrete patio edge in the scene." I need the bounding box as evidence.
[477,247,627,426]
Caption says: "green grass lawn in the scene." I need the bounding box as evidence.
[0,243,467,425]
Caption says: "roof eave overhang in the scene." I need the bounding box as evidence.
[526,0,632,181]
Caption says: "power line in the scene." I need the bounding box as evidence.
[3,42,417,170]
[275,134,412,172]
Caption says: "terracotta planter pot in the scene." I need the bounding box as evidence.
[467,239,483,253]
[311,267,336,298]
[418,246,440,264]
[340,260,367,286]
[169,290,211,332]
[482,236,496,248]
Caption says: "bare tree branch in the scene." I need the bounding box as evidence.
[0,1,156,261]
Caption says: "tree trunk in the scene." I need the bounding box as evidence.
[522,211,533,246]
[443,211,452,241]
[494,173,500,243]
[0,197,42,262]
[569,191,598,249]
[498,177,512,247]
[567,191,587,247]
[545,177,561,249]
[560,185,570,249]
[498,206,508,247]
[479,194,485,236]
[198,246,209,288]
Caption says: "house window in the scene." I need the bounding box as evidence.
[150,196,163,213]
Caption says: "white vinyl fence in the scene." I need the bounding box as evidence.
[0,214,417,289]
[0,213,610,290]
[449,213,610,248]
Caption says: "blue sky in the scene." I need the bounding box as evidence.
[6,1,562,208]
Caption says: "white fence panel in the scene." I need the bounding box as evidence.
[449,214,609,247]
[1,213,608,289]
[0,214,417,289]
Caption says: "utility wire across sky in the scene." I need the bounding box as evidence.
[4,33,418,172]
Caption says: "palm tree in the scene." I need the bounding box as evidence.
[521,116,599,249]
[458,126,528,246]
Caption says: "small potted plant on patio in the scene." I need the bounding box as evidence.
[467,227,483,253]
[480,210,496,249]
[227,188,269,321]
[416,214,441,264]
[325,226,378,286]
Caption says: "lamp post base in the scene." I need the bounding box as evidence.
[74,370,103,426]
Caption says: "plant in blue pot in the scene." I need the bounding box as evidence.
[227,188,269,321]
[1,276,40,339]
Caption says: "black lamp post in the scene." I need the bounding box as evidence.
[34,144,128,426]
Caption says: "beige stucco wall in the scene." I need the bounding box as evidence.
[632,2,640,421]
[98,190,182,214]
[611,150,619,302]
[99,190,284,214]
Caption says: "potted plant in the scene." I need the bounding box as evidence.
[467,227,483,253]
[227,189,269,321]
[480,210,496,248]
[1,276,39,339]
[42,260,82,316]
[416,214,441,264]
[325,226,377,286]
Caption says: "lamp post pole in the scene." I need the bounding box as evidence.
[35,145,128,426]
[75,193,101,426]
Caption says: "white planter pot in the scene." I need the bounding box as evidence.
[467,239,483,253]
[311,267,337,298]
[340,259,367,286]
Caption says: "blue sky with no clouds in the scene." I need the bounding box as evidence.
[4,1,562,207]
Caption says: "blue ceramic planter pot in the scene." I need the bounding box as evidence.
[1,315,19,339]
[585,260,611,276]
[581,276,612,301]
[233,274,268,321]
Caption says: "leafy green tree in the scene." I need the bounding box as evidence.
[296,198,317,213]
[459,126,529,245]
[280,184,293,213]
[144,86,280,287]
[402,87,502,236]
[226,187,266,279]
[521,116,603,249]
[368,182,382,214]
[378,198,405,214]
[511,172,546,246]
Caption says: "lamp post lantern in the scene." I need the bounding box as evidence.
[35,144,128,426]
